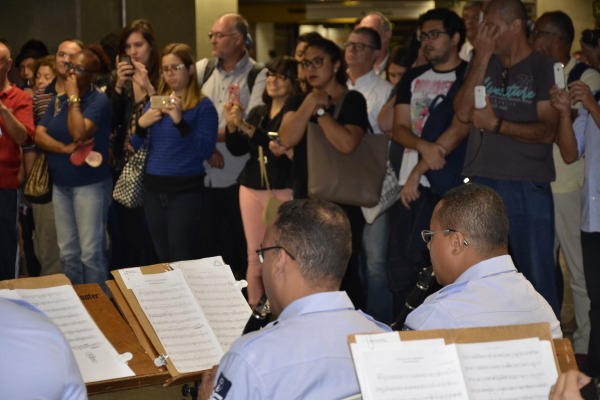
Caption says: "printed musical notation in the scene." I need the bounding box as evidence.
[0,285,135,383]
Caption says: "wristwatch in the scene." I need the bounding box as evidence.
[315,107,326,118]
[68,95,81,104]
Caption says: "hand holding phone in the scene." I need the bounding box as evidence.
[554,62,565,90]
[150,95,173,109]
[228,83,240,105]
[474,85,486,109]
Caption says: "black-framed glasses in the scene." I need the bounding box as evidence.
[343,41,377,51]
[161,63,186,74]
[300,56,327,70]
[266,71,288,81]
[64,61,97,75]
[421,229,457,243]
[419,30,449,42]
[256,245,296,263]
[208,31,238,40]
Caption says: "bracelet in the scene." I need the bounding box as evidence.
[493,117,504,135]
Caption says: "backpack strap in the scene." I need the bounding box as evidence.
[568,62,590,85]
[200,58,265,93]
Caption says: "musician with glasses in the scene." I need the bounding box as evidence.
[133,43,217,263]
[403,183,561,338]
[279,37,370,310]
[34,46,112,291]
[199,198,390,400]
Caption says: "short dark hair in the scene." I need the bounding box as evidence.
[305,38,347,86]
[436,184,509,256]
[351,27,382,50]
[486,0,528,30]
[389,46,412,68]
[541,11,575,46]
[271,199,351,284]
[262,56,300,103]
[418,8,466,51]
[297,31,323,45]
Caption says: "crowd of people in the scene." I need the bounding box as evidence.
[1,0,600,398]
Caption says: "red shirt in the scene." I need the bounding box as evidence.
[0,85,34,189]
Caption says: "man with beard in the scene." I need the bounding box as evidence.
[386,7,469,316]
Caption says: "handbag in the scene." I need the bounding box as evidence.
[24,152,52,204]
[307,92,388,207]
[258,145,284,226]
[113,136,149,208]
[361,161,400,224]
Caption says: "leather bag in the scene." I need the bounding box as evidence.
[307,92,388,207]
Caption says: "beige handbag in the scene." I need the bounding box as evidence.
[258,146,285,226]
[24,152,52,203]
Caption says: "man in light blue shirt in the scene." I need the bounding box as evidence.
[404,183,562,338]
[200,199,390,399]
[551,78,600,375]
[0,297,86,400]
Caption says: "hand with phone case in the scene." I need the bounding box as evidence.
[115,54,135,90]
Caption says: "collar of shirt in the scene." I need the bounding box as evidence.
[217,50,252,76]
[436,254,517,299]
[0,83,18,100]
[347,69,378,90]
[275,291,355,323]
[374,50,390,76]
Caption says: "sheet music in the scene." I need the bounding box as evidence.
[13,285,134,383]
[128,269,224,373]
[171,258,252,351]
[456,338,558,399]
[357,341,470,400]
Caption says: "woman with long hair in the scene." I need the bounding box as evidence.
[279,38,370,309]
[224,56,297,306]
[134,43,217,262]
[110,19,161,268]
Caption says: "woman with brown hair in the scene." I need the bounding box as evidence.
[134,43,218,262]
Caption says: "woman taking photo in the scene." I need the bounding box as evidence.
[110,19,160,268]
[224,56,297,307]
[134,43,217,263]
[34,46,112,291]
[279,38,369,309]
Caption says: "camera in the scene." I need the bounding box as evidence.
[150,96,173,109]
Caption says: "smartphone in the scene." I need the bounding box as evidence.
[554,62,565,90]
[268,131,280,141]
[228,83,240,105]
[120,55,132,65]
[474,85,486,109]
[150,95,172,109]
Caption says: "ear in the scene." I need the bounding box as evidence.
[188,63,195,78]
[450,231,468,255]
[333,59,341,73]
[451,32,461,47]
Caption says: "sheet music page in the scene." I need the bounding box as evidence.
[128,269,224,373]
[456,338,559,399]
[14,285,135,382]
[353,339,470,400]
[171,258,252,351]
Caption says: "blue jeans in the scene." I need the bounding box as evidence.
[144,188,203,263]
[471,177,560,317]
[363,209,392,324]
[53,179,111,291]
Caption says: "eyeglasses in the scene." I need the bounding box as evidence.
[256,245,296,263]
[56,51,75,59]
[161,63,186,73]
[64,61,97,75]
[531,30,561,39]
[208,31,238,40]
[266,71,288,81]
[300,56,327,70]
[421,229,457,243]
[419,30,449,42]
[343,41,377,51]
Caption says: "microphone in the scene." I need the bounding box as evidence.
[242,294,271,334]
[390,265,437,331]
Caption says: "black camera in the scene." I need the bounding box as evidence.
[582,28,600,47]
